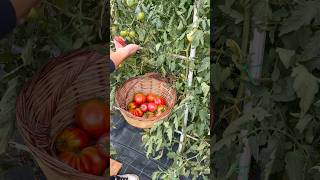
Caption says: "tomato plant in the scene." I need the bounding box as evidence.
[111,0,210,178]
[213,0,320,179]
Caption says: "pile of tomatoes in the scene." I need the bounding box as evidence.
[128,93,167,119]
[55,98,108,176]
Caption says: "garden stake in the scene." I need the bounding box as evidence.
[177,0,202,153]
[238,21,266,180]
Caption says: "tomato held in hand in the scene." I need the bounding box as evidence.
[133,108,144,117]
[96,133,108,159]
[147,102,157,112]
[75,99,108,138]
[58,146,106,176]
[154,96,166,105]
[140,103,148,112]
[127,101,138,110]
[146,93,156,102]
[55,128,89,152]
[134,93,146,105]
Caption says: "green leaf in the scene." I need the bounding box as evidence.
[218,5,243,24]
[0,77,20,154]
[300,31,320,62]
[295,114,313,133]
[279,1,319,36]
[285,150,305,180]
[201,82,210,97]
[276,48,295,69]
[291,65,319,115]
[21,39,34,65]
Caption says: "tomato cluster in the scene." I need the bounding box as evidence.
[128,93,167,119]
[55,98,109,176]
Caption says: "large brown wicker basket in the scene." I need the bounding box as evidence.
[115,73,176,128]
[16,48,108,180]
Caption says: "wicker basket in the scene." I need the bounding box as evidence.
[115,73,176,128]
[16,48,108,180]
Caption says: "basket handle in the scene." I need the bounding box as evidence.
[142,72,169,83]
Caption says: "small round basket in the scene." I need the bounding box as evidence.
[115,73,176,128]
[16,48,108,180]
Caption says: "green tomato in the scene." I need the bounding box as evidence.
[129,31,136,38]
[111,26,117,34]
[137,12,145,21]
[126,36,132,42]
[126,0,136,7]
[120,30,128,37]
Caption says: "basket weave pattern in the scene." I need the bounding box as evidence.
[16,49,108,180]
[115,73,176,128]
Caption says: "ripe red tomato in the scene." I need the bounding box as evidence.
[146,93,156,102]
[96,133,108,159]
[128,101,138,110]
[55,128,89,152]
[154,96,166,105]
[133,108,144,117]
[134,93,146,105]
[140,103,148,112]
[58,146,106,176]
[114,36,127,46]
[147,102,157,112]
[75,98,108,139]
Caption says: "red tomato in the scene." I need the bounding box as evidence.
[140,103,148,112]
[147,102,157,112]
[55,128,89,152]
[127,101,138,110]
[154,96,166,105]
[146,93,156,102]
[134,93,146,105]
[58,146,106,176]
[129,108,135,114]
[133,108,144,117]
[114,36,127,46]
[96,133,108,158]
[75,99,109,138]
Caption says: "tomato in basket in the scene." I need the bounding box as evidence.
[154,96,166,105]
[147,102,157,112]
[134,93,146,105]
[55,128,89,152]
[140,103,148,112]
[96,133,108,158]
[75,98,109,138]
[58,146,106,176]
[146,93,156,102]
[133,108,144,117]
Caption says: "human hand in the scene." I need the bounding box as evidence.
[110,37,140,69]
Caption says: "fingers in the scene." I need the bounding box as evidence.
[124,44,141,56]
